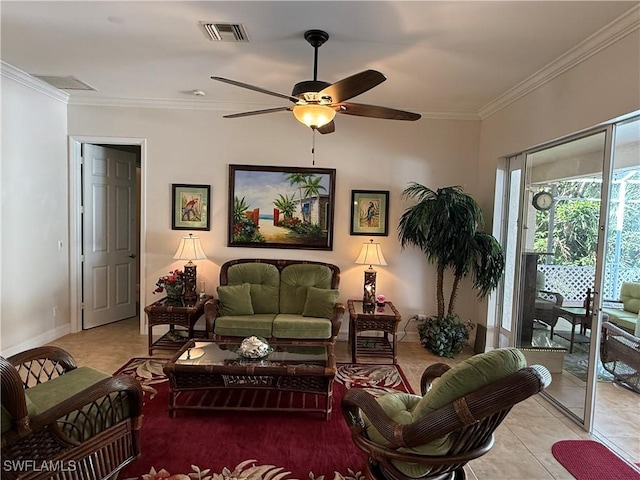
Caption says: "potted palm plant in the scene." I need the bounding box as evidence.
[398,184,505,357]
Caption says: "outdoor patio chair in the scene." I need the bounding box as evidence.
[532,270,564,338]
[341,348,551,480]
[600,321,640,393]
[1,346,144,480]
[534,290,564,338]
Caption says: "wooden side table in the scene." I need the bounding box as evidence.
[348,299,401,364]
[145,295,213,355]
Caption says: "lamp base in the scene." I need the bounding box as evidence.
[363,268,376,307]
[183,263,198,302]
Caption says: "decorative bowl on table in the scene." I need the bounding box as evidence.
[237,336,273,359]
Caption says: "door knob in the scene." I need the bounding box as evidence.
[129,254,136,259]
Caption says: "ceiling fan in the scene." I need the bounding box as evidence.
[211,29,421,134]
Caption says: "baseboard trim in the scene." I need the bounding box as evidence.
[1,324,71,358]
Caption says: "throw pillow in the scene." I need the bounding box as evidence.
[217,283,254,316]
[302,286,339,319]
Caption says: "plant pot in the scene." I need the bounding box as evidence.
[416,314,474,358]
[164,282,184,303]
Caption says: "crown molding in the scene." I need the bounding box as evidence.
[478,5,640,120]
[1,61,69,104]
[420,111,479,121]
[68,96,244,111]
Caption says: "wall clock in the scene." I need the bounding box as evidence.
[532,191,554,211]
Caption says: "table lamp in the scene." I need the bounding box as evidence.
[355,239,387,307]
[173,233,207,301]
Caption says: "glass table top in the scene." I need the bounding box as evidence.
[175,340,330,367]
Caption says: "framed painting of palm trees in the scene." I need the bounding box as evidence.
[350,190,389,236]
[228,164,336,250]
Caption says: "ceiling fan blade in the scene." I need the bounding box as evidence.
[318,70,386,104]
[336,102,421,121]
[317,121,335,134]
[212,76,299,102]
[223,106,292,119]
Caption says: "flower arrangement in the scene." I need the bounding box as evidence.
[153,269,185,294]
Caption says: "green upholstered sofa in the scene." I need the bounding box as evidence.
[205,259,345,348]
[601,282,640,334]
[1,346,143,480]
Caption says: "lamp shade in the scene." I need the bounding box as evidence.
[173,234,207,261]
[292,104,336,129]
[355,239,387,267]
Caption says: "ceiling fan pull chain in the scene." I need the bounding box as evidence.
[311,129,316,165]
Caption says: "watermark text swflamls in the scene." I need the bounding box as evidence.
[3,460,78,472]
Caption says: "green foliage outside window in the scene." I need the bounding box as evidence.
[534,179,640,268]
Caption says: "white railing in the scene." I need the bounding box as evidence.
[538,265,640,303]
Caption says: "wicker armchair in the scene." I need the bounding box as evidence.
[1,346,144,480]
[342,349,551,480]
[534,290,564,338]
[600,321,640,393]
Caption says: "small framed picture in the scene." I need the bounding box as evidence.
[172,184,211,230]
[350,190,389,236]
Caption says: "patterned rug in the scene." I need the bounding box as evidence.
[115,359,414,480]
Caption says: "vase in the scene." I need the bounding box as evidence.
[164,282,184,303]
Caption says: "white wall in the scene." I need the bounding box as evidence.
[4,25,636,355]
[1,68,70,355]
[477,30,640,347]
[67,105,482,340]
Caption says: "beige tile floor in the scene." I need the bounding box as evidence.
[47,317,640,480]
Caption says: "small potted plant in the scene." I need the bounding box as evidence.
[415,314,474,358]
[154,269,185,302]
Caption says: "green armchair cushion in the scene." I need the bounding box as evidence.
[25,367,111,413]
[280,264,333,314]
[226,263,280,314]
[302,287,339,319]
[620,282,640,314]
[2,366,129,441]
[363,348,527,478]
[413,348,527,419]
[217,283,254,316]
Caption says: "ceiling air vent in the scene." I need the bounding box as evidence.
[32,75,96,91]
[200,22,249,42]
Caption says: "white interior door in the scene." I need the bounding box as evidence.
[83,144,137,329]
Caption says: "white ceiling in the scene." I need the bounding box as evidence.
[1,1,638,119]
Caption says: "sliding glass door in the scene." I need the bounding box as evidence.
[521,130,609,426]
[498,117,640,427]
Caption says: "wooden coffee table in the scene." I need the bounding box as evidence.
[163,339,337,420]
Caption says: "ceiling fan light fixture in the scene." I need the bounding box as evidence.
[293,104,336,129]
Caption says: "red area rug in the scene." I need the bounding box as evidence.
[552,440,640,480]
[115,359,414,480]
